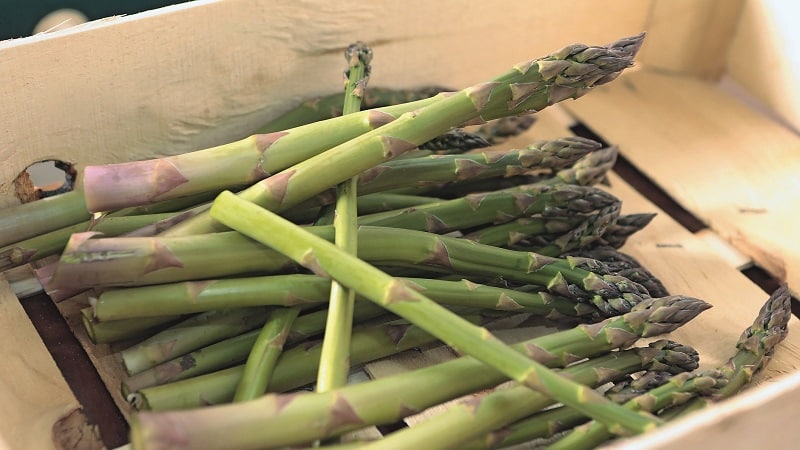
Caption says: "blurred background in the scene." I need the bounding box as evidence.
[0,1,189,39]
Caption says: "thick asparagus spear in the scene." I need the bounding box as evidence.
[160,34,644,236]
[356,341,698,450]
[317,41,373,393]
[209,190,663,435]
[51,224,651,315]
[548,284,793,449]
[0,190,90,248]
[129,295,709,447]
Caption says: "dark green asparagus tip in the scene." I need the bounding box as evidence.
[646,339,700,374]
[345,41,373,69]
[420,129,492,151]
[738,283,793,356]
[630,295,712,338]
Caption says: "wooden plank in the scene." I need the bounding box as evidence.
[725,0,800,132]
[0,0,653,207]
[608,365,800,449]
[0,277,103,449]
[564,69,800,296]
[637,0,745,79]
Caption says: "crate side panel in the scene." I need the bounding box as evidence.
[564,69,800,296]
[0,0,652,207]
[0,278,102,450]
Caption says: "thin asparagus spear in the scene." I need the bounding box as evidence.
[129,295,709,447]
[81,308,183,344]
[122,303,390,393]
[209,190,663,435]
[162,34,644,236]
[317,41,372,393]
[131,315,471,411]
[418,128,491,151]
[357,184,619,235]
[257,86,449,133]
[460,370,680,450]
[548,285,793,449]
[472,115,537,145]
[121,307,272,375]
[233,307,300,402]
[356,341,698,450]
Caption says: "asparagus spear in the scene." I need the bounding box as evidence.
[257,85,449,133]
[317,41,373,393]
[357,184,619,235]
[548,285,793,449]
[121,307,272,375]
[50,224,651,316]
[460,370,680,449]
[233,307,300,402]
[355,341,698,450]
[358,137,601,196]
[417,128,491,152]
[472,115,537,145]
[160,34,645,236]
[209,190,664,435]
[122,303,390,393]
[81,95,445,213]
[0,190,90,248]
[128,295,709,447]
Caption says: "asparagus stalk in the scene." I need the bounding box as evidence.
[0,190,90,248]
[161,34,644,236]
[121,307,272,375]
[132,315,465,411]
[357,184,619,235]
[81,95,445,213]
[257,85,449,133]
[209,190,663,435]
[356,341,698,450]
[548,285,793,449]
[81,308,183,344]
[129,295,709,447]
[233,307,300,402]
[472,115,537,145]
[460,370,679,449]
[51,224,651,316]
[317,41,373,393]
[92,272,611,322]
[122,302,390,393]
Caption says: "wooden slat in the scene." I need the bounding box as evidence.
[0,277,103,449]
[636,0,746,79]
[564,69,800,295]
[725,0,800,132]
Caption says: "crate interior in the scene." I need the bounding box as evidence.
[1,1,799,449]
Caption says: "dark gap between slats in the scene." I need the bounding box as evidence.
[20,293,129,448]
[568,122,707,233]
[569,120,800,318]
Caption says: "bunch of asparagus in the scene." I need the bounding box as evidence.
[0,34,791,450]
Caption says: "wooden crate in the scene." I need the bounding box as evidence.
[1,1,799,448]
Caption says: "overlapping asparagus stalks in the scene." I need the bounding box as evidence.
[546,285,792,449]
[128,295,710,448]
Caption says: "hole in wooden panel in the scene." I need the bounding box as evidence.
[14,160,77,203]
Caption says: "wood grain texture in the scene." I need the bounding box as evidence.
[0,277,102,450]
[564,69,800,296]
[636,0,746,79]
[725,0,800,132]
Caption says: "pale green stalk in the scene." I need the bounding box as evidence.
[209,189,662,435]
